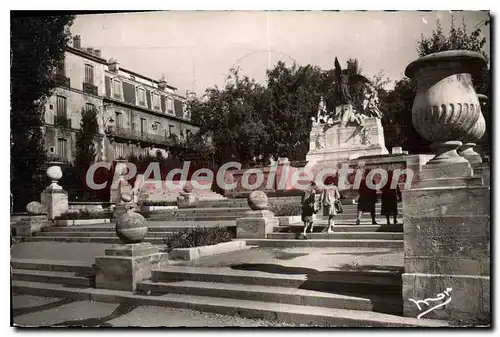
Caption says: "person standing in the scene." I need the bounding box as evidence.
[355,175,378,225]
[320,177,341,234]
[381,173,402,225]
[301,181,318,237]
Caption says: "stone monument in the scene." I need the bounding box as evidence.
[236,191,279,239]
[402,50,490,325]
[40,162,68,220]
[306,58,388,173]
[95,192,169,292]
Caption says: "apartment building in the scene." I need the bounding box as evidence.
[43,35,199,163]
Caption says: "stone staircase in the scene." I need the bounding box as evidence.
[16,200,403,248]
[10,259,448,327]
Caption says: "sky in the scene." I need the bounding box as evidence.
[70,10,490,96]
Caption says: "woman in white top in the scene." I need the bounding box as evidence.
[320,176,341,234]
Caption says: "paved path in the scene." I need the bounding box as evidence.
[12,295,322,327]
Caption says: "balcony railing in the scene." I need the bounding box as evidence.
[54,115,72,129]
[83,82,98,96]
[107,127,188,148]
[54,74,70,88]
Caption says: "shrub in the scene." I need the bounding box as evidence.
[269,203,302,216]
[141,200,178,207]
[57,209,112,220]
[163,227,233,251]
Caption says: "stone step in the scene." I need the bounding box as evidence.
[11,269,94,287]
[273,224,402,233]
[267,232,403,240]
[17,236,164,244]
[11,281,447,327]
[136,280,400,314]
[151,266,403,291]
[10,258,94,274]
[34,231,176,238]
[243,239,404,249]
[145,215,243,221]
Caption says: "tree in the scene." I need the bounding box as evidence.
[11,14,75,211]
[74,107,99,200]
[190,68,269,168]
[264,62,327,161]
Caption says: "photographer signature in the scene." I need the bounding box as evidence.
[409,288,452,319]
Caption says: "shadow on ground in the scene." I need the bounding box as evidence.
[52,302,138,327]
[230,263,403,315]
[13,298,76,318]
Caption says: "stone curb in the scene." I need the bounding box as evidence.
[55,219,111,226]
[170,240,247,261]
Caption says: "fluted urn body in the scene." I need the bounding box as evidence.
[405,50,487,165]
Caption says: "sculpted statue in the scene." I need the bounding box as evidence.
[311,57,382,127]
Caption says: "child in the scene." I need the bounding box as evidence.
[301,181,317,237]
[320,176,341,234]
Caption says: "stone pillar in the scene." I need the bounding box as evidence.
[95,207,168,292]
[236,191,278,239]
[95,243,168,292]
[40,162,68,220]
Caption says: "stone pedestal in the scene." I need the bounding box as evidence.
[14,215,51,236]
[236,210,279,239]
[402,164,490,324]
[306,117,389,166]
[95,242,169,292]
[40,188,68,220]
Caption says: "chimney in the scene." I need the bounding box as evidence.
[108,58,119,73]
[94,49,102,58]
[73,35,81,49]
[86,47,94,55]
[158,78,167,90]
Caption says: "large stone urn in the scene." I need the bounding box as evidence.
[405,50,487,168]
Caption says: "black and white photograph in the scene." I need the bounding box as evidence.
[9,7,492,328]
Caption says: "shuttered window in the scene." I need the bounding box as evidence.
[85,64,94,84]
[56,96,67,117]
[137,88,146,106]
[57,138,68,159]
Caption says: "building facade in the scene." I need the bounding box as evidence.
[43,35,198,164]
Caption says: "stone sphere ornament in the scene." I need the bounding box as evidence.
[248,190,269,210]
[46,162,63,189]
[183,182,193,193]
[115,210,148,244]
[26,201,47,215]
[405,50,487,165]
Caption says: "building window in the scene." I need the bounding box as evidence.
[57,138,68,160]
[115,143,126,159]
[186,129,191,142]
[140,118,147,134]
[85,103,95,113]
[115,112,123,129]
[56,96,67,118]
[85,64,94,85]
[168,124,174,136]
[137,88,146,107]
[166,97,174,114]
[152,93,160,111]
[113,79,122,99]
